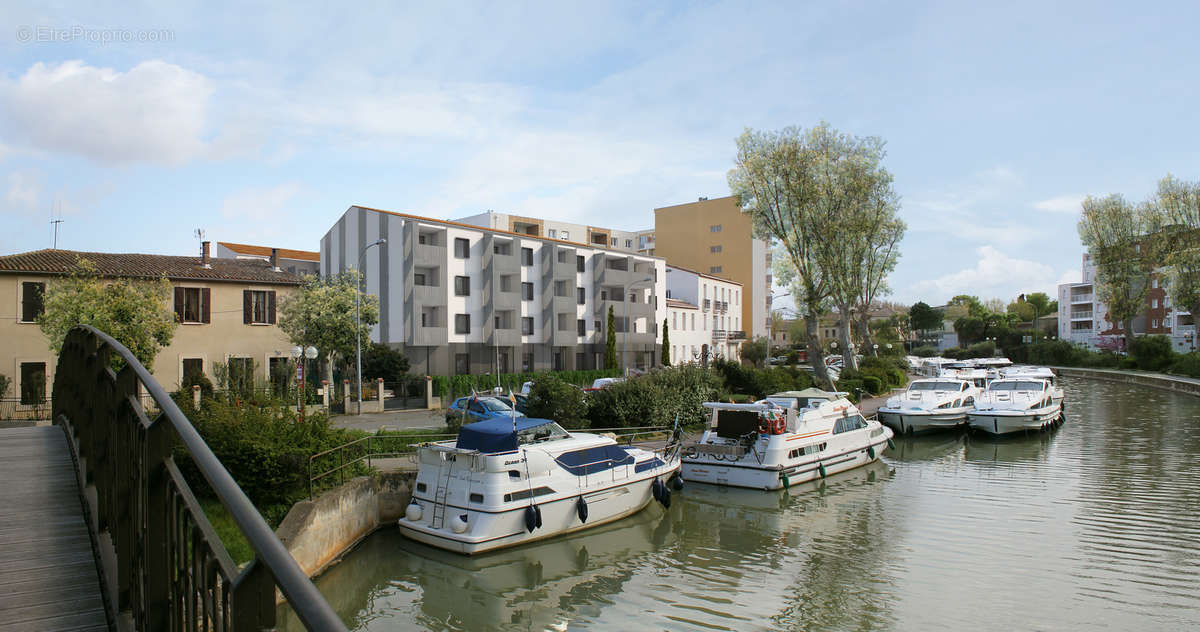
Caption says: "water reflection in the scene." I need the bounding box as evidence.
[287,377,1200,630]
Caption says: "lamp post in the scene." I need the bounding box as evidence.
[356,239,386,414]
[765,291,790,365]
[622,275,655,374]
[291,345,318,422]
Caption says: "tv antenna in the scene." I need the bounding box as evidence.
[194,228,206,256]
[51,218,64,248]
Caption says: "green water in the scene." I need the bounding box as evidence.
[281,378,1200,630]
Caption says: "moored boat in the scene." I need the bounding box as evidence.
[681,388,893,490]
[399,417,681,554]
[877,378,982,435]
[967,377,1064,436]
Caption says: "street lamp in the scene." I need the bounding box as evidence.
[765,291,790,365]
[356,239,386,414]
[622,275,655,374]
[291,345,318,422]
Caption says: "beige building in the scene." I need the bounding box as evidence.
[650,196,769,340]
[0,245,301,408]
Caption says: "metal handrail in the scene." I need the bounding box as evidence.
[53,325,346,631]
[307,432,456,498]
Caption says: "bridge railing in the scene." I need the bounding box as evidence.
[52,325,346,632]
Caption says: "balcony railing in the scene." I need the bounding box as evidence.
[1070,311,1094,320]
[1070,294,1093,304]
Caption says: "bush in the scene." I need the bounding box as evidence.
[1026,340,1083,366]
[645,365,724,428]
[1078,351,1122,369]
[1119,356,1138,370]
[1170,352,1200,378]
[432,369,621,400]
[1128,335,1176,371]
[178,370,215,400]
[861,375,884,395]
[361,343,410,383]
[965,341,996,359]
[911,345,939,357]
[585,378,662,428]
[835,379,864,403]
[526,375,588,429]
[859,367,892,393]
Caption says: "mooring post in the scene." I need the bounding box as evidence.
[192,384,200,410]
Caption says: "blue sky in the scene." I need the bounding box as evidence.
[2,1,1198,306]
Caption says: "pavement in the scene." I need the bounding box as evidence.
[330,407,448,432]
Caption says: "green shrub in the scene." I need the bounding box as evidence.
[911,345,939,358]
[861,375,884,395]
[1027,340,1083,366]
[585,377,662,428]
[887,367,908,387]
[1170,352,1200,378]
[859,367,891,392]
[526,375,588,429]
[1079,351,1122,369]
[966,341,996,359]
[645,364,724,428]
[834,379,863,403]
[1119,356,1138,370]
[1128,335,1176,371]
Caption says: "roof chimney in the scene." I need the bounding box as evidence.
[270,248,280,272]
[201,241,211,268]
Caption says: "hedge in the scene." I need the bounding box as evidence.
[432,369,621,401]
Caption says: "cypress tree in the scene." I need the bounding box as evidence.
[605,305,617,370]
[662,318,670,366]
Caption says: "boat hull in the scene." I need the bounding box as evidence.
[397,468,676,555]
[682,436,890,490]
[967,407,1062,436]
[878,409,968,435]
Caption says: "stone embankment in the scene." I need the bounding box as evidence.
[1054,366,1200,397]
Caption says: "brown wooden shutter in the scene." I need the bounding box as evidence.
[268,291,277,324]
[174,287,184,322]
[243,290,252,324]
[201,288,211,323]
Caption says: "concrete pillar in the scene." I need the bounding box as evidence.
[376,377,384,407]
[192,384,200,410]
[321,380,329,408]
[343,379,351,414]
[425,375,434,410]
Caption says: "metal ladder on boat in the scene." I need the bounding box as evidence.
[430,453,454,529]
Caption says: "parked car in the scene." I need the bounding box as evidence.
[445,396,524,426]
[584,377,625,391]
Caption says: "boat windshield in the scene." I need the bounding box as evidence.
[477,398,514,412]
[517,422,570,445]
[910,381,960,391]
[989,381,1044,392]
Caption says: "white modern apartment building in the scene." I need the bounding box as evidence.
[321,206,667,376]
[1058,252,1195,351]
[664,265,745,363]
[456,211,648,254]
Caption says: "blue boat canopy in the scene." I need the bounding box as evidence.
[456,417,557,454]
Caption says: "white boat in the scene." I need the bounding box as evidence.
[399,417,682,554]
[681,388,893,490]
[939,366,998,389]
[1000,366,1065,407]
[877,378,983,434]
[967,377,1064,436]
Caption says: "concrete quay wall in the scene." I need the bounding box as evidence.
[1054,367,1200,398]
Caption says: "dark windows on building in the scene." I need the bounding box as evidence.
[20,281,45,323]
[577,319,586,336]
[455,314,471,334]
[522,282,534,300]
[522,247,533,266]
[454,238,470,258]
[413,272,426,286]
[20,362,46,405]
[710,245,722,253]
[554,280,569,297]
[710,266,723,274]
[454,276,470,296]
[174,287,210,324]
[243,290,276,324]
[455,353,470,375]
[522,317,534,335]
[182,358,204,381]
[576,255,585,272]
[577,287,586,305]
[710,225,722,232]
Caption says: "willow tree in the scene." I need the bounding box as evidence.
[1078,194,1155,350]
[731,122,899,386]
[1149,174,1200,321]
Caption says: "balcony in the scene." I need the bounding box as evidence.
[1070,294,1093,304]
[727,330,747,341]
[1070,311,1093,320]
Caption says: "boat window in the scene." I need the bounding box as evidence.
[555,445,635,475]
[788,442,826,459]
[832,415,868,434]
[517,422,570,445]
[469,493,484,503]
[910,381,961,391]
[504,486,556,502]
[989,381,1045,392]
[416,482,427,493]
[508,470,521,478]
[963,397,974,406]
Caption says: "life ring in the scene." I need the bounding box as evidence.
[684,446,699,459]
[771,418,786,435]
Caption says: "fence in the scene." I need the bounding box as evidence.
[53,325,345,631]
[0,397,51,421]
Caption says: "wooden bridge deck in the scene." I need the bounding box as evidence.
[0,426,108,632]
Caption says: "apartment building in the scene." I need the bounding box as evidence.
[321,206,667,376]
[456,211,647,254]
[650,196,769,340]
[0,245,302,406]
[664,265,744,363]
[1057,252,1195,351]
[217,242,320,276]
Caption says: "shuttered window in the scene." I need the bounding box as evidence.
[243,290,277,324]
[175,287,211,324]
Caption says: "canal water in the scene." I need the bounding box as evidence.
[281,377,1200,631]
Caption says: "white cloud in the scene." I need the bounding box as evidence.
[909,245,1058,303]
[4,169,44,214]
[1033,194,1084,214]
[1056,267,1081,286]
[1,60,215,165]
[220,182,304,222]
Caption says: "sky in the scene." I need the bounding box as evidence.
[2,1,1198,308]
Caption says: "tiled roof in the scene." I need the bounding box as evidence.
[218,241,320,262]
[666,299,699,310]
[0,249,303,285]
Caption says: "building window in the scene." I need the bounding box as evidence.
[611,237,618,246]
[577,287,586,305]
[553,350,564,371]
[710,245,722,253]
[557,250,568,264]
[175,287,210,324]
[20,281,45,323]
[243,290,276,324]
[454,238,470,258]
[522,247,533,266]
[418,234,427,245]
[577,255,585,272]
[182,358,203,381]
[455,354,470,375]
[625,239,632,248]
[20,362,46,405]
[454,276,470,296]
[522,353,534,371]
[557,313,570,330]
[548,229,558,238]
[577,319,586,336]
[710,266,723,274]
[522,282,534,300]
[673,313,677,329]
[455,314,471,334]
[1152,278,1159,288]
[522,317,534,335]
[414,272,427,286]
[500,275,514,293]
[555,280,569,297]
[494,241,512,256]
[594,319,601,332]
[1151,298,1159,308]
[710,225,722,232]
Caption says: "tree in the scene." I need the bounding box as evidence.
[38,258,178,370]
[740,336,768,367]
[1078,194,1155,350]
[605,305,617,370]
[730,123,895,387]
[1025,292,1052,333]
[661,319,671,366]
[362,343,410,383]
[948,295,988,318]
[1007,298,1035,322]
[909,301,943,344]
[278,271,379,388]
[526,374,588,429]
[1149,174,1200,320]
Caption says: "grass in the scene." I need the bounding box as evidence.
[200,499,254,566]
